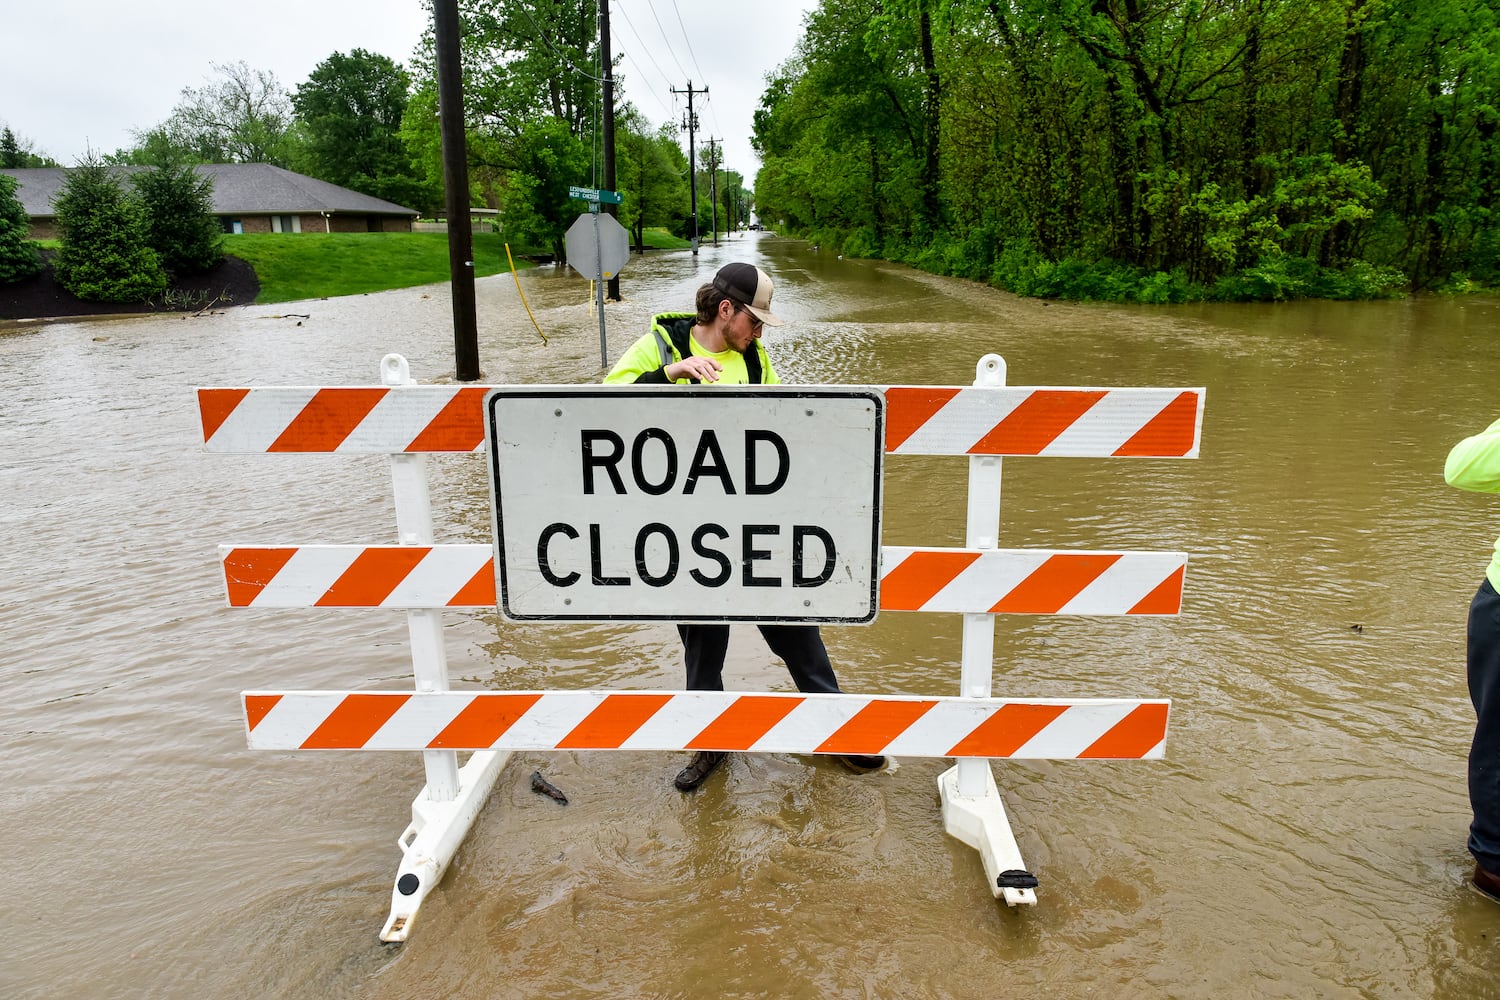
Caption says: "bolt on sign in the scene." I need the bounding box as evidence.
[484,386,884,622]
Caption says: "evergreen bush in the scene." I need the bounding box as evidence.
[0,173,43,283]
[132,162,223,276]
[52,158,168,302]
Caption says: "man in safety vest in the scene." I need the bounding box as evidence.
[1446,416,1500,904]
[604,262,886,791]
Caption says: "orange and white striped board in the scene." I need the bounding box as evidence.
[219,544,1188,615]
[198,385,1204,458]
[883,386,1203,457]
[243,690,1170,759]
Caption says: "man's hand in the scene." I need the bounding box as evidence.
[666,355,725,382]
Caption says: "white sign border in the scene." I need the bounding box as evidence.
[484,385,884,624]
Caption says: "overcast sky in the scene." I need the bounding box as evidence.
[2,0,815,184]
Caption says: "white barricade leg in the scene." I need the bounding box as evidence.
[381,748,510,942]
[378,354,504,941]
[939,354,1037,906]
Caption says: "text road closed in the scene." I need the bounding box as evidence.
[485,386,883,622]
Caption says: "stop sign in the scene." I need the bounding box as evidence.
[565,212,630,280]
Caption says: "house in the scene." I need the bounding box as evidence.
[1,163,418,239]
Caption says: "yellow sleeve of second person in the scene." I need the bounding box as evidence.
[1446,417,1500,493]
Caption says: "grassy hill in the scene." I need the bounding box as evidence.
[226,228,692,304]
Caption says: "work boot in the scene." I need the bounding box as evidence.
[673,750,726,792]
[838,754,886,773]
[1473,864,1500,905]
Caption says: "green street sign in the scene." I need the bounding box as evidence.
[568,185,623,205]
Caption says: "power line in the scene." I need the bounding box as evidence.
[613,4,677,118]
[668,0,708,95]
[638,0,690,81]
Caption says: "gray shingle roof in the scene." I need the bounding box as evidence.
[0,163,416,218]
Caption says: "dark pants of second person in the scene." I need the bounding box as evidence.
[1468,578,1500,874]
[677,624,841,694]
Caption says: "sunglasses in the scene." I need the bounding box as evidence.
[733,302,763,330]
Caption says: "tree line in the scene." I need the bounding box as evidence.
[753,0,1500,301]
[10,1,753,265]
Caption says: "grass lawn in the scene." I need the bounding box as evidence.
[225,231,529,304]
[638,227,691,250]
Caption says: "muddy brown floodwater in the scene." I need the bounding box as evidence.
[5,234,1500,998]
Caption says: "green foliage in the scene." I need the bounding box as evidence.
[618,113,689,250]
[131,162,225,275]
[148,61,296,165]
[0,173,43,283]
[291,49,433,211]
[52,158,168,303]
[753,0,1500,300]
[495,118,591,259]
[0,125,58,167]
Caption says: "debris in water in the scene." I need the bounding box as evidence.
[530,770,568,805]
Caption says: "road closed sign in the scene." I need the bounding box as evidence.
[484,386,883,622]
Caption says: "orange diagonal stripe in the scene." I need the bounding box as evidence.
[198,388,250,442]
[269,387,388,452]
[316,547,430,606]
[970,389,1106,454]
[991,553,1121,614]
[686,695,805,751]
[1128,565,1185,615]
[407,386,490,452]
[884,387,960,451]
[815,700,937,754]
[947,703,1069,757]
[244,694,282,731]
[880,550,981,610]
[429,693,542,748]
[1080,703,1169,758]
[223,547,298,607]
[556,693,673,749]
[1114,391,1200,457]
[450,559,498,606]
[302,693,409,749]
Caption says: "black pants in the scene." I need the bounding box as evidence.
[677,624,841,694]
[1468,578,1500,873]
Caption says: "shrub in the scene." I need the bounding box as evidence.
[132,162,224,275]
[0,173,43,283]
[52,157,168,302]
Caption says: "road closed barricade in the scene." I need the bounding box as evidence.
[198,352,1203,937]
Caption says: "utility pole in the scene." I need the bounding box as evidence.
[705,138,720,247]
[670,80,707,254]
[433,0,479,381]
[600,0,620,301]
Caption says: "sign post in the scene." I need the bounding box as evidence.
[565,191,630,368]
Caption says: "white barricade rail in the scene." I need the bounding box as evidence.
[198,353,1204,935]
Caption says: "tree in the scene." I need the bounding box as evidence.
[405,0,608,246]
[292,49,430,207]
[0,124,59,167]
[52,157,168,302]
[132,162,224,276]
[157,61,295,164]
[496,117,591,259]
[107,124,206,167]
[0,173,43,283]
[617,113,689,251]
